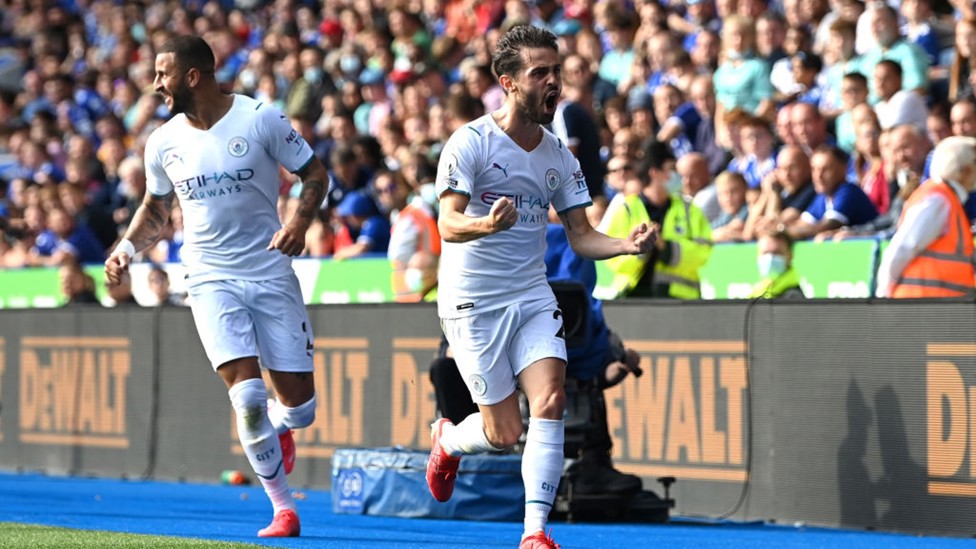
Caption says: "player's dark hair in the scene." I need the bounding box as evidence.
[158,35,216,74]
[491,25,558,80]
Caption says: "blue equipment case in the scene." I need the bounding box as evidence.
[331,447,524,521]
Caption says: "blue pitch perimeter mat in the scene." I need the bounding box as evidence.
[0,472,972,548]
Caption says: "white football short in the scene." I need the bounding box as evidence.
[440,297,567,405]
[186,274,314,372]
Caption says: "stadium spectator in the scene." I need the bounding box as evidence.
[677,152,721,224]
[926,104,953,148]
[873,60,928,131]
[775,101,798,147]
[876,136,976,298]
[750,229,807,298]
[597,9,637,89]
[386,170,440,302]
[860,4,929,101]
[849,112,887,213]
[821,20,862,120]
[0,0,971,308]
[686,75,727,175]
[790,51,825,106]
[737,115,778,190]
[948,17,976,102]
[713,15,775,121]
[837,124,928,239]
[834,73,870,153]
[560,51,617,113]
[787,145,879,240]
[146,266,185,307]
[33,206,105,266]
[657,81,702,158]
[332,189,390,260]
[791,102,832,156]
[710,171,750,242]
[105,270,139,307]
[602,141,712,299]
[756,12,789,68]
[899,0,942,69]
[744,145,816,239]
[552,61,605,223]
[770,24,813,98]
[59,258,100,307]
[403,248,439,302]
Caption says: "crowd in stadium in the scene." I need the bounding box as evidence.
[0,0,972,302]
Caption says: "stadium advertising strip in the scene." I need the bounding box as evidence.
[2,300,976,536]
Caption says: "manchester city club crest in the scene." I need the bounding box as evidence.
[228,136,249,157]
[545,168,560,191]
[469,374,488,397]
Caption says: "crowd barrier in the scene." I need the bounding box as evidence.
[1,298,975,537]
[0,239,886,308]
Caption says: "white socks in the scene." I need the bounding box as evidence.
[439,412,499,457]
[521,418,564,539]
[229,379,295,514]
[268,395,317,435]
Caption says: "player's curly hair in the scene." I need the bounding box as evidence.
[491,25,558,81]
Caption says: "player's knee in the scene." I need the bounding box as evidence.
[280,395,317,429]
[229,378,271,436]
[529,387,566,420]
[484,422,523,449]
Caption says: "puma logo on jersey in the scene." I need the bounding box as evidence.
[491,162,509,177]
[163,151,183,168]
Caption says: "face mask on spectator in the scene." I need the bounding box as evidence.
[405,268,425,293]
[239,69,257,89]
[757,253,787,278]
[304,68,323,84]
[340,55,361,74]
[666,170,682,193]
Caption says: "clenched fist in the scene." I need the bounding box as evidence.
[488,196,518,233]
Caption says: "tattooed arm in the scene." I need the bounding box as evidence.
[267,156,328,256]
[104,191,175,285]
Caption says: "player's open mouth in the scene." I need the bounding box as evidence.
[544,92,558,110]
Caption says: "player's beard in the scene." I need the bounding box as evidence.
[166,80,195,116]
[520,86,560,126]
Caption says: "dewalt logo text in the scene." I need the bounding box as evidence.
[605,340,748,482]
[926,343,976,496]
[19,337,131,448]
[389,338,439,447]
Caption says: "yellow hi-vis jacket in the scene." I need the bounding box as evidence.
[602,193,713,299]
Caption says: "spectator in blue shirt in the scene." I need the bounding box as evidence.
[333,189,390,259]
[900,0,942,68]
[33,206,106,266]
[787,145,879,240]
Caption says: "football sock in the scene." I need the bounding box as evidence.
[521,418,564,539]
[439,412,499,456]
[229,379,295,513]
[268,395,317,434]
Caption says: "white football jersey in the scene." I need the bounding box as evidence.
[435,113,592,319]
[144,95,314,283]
